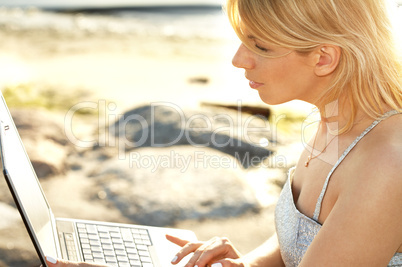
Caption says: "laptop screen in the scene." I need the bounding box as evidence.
[0,94,58,259]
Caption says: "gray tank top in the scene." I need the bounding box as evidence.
[275,110,402,266]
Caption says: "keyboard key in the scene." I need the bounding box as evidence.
[91,246,102,253]
[139,229,148,235]
[138,250,149,257]
[79,233,89,239]
[131,229,140,234]
[127,253,140,260]
[110,232,122,238]
[124,242,136,248]
[81,243,91,249]
[104,250,115,257]
[101,238,112,244]
[105,256,117,263]
[121,228,134,242]
[142,236,151,242]
[88,233,100,241]
[126,248,137,254]
[118,262,130,267]
[142,239,152,246]
[92,252,104,259]
[133,234,141,239]
[80,238,90,244]
[129,259,142,266]
[86,224,97,234]
[97,226,110,233]
[117,255,129,262]
[136,245,148,251]
[102,244,114,250]
[90,240,101,247]
[140,256,152,263]
[76,223,86,229]
[142,263,154,267]
[115,250,127,256]
[78,228,87,234]
[114,244,125,250]
[93,258,106,264]
[134,238,143,244]
[83,254,93,260]
[112,238,123,244]
[108,226,120,233]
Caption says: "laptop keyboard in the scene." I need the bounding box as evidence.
[75,223,154,267]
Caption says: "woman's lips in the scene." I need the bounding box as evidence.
[249,80,264,89]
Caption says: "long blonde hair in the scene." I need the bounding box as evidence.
[226,0,402,133]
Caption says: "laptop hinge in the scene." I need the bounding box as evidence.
[50,211,62,258]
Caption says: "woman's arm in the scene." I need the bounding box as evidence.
[299,144,402,266]
[241,234,285,267]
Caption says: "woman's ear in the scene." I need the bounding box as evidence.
[314,45,341,77]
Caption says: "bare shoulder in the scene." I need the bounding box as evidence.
[341,112,402,244]
[357,113,402,181]
[343,113,402,241]
[298,114,402,266]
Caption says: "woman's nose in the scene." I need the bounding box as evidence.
[232,43,254,69]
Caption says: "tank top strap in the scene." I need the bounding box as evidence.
[312,110,400,222]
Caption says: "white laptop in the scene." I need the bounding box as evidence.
[0,91,197,267]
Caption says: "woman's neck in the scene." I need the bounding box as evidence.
[317,97,391,136]
[317,97,371,136]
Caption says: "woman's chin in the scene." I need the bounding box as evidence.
[258,95,290,106]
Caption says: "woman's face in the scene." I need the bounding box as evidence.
[232,37,323,105]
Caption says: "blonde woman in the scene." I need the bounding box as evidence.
[166,0,402,266]
[46,0,401,266]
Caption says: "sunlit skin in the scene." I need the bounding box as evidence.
[231,37,335,107]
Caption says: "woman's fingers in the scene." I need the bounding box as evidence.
[166,234,206,265]
[171,240,205,264]
[186,237,241,267]
[165,234,190,247]
[181,240,214,267]
[166,235,243,267]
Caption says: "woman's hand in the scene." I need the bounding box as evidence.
[42,256,108,267]
[166,234,247,267]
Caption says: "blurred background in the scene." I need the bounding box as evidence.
[0,0,257,110]
[0,0,400,266]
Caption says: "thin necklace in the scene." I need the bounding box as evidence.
[304,122,337,167]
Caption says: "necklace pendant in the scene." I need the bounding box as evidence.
[304,156,311,167]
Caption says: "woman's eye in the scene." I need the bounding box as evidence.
[255,44,269,52]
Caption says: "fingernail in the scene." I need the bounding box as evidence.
[211,263,223,267]
[46,256,57,264]
[171,255,178,263]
